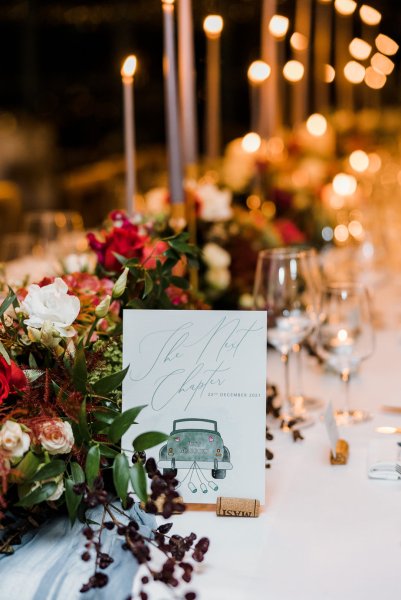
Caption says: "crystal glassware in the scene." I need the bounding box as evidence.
[315,282,375,424]
[253,247,321,428]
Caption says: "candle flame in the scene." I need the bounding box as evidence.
[161,0,175,4]
[334,0,357,15]
[290,32,308,51]
[344,61,365,84]
[332,173,357,196]
[359,5,381,26]
[371,53,394,76]
[324,64,336,83]
[349,150,369,173]
[248,60,271,84]
[364,66,386,89]
[375,34,399,56]
[306,113,327,137]
[203,15,224,37]
[349,38,372,61]
[269,15,289,39]
[283,60,304,82]
[241,133,261,154]
[338,329,348,342]
[121,55,137,78]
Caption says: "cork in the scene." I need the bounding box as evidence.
[330,438,349,465]
[216,497,260,518]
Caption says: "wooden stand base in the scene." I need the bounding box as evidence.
[330,439,349,465]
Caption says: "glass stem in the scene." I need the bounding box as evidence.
[281,352,291,417]
[341,369,351,417]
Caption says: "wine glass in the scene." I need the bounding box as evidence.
[315,282,375,425]
[253,247,321,428]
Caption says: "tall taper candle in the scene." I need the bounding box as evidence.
[260,0,277,137]
[162,0,184,205]
[121,55,137,217]
[314,0,332,114]
[203,15,224,160]
[292,0,312,126]
[178,0,198,168]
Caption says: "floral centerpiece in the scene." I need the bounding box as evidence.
[0,211,209,598]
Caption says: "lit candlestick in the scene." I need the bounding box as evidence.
[292,0,312,126]
[162,0,184,205]
[247,60,271,133]
[268,14,289,133]
[314,0,333,114]
[260,0,277,137]
[178,0,198,170]
[335,0,356,112]
[203,14,224,160]
[121,55,137,217]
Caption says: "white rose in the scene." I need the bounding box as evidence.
[205,267,231,290]
[21,278,80,338]
[47,477,65,501]
[0,421,30,458]
[38,420,74,455]
[203,243,231,269]
[197,184,233,222]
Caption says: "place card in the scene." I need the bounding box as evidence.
[122,310,267,505]
[324,401,349,465]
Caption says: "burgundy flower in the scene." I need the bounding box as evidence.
[0,357,27,403]
[88,223,149,273]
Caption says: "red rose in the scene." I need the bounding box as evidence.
[275,219,306,245]
[0,357,27,403]
[88,223,149,272]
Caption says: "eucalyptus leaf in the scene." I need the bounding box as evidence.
[71,462,85,484]
[65,478,82,524]
[132,431,169,452]
[72,345,87,393]
[24,369,45,384]
[31,460,66,482]
[130,463,148,504]
[0,292,16,319]
[16,482,57,507]
[0,341,10,365]
[113,453,130,503]
[108,405,147,444]
[85,445,100,488]
[93,365,129,396]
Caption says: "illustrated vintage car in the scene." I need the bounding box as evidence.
[158,418,233,479]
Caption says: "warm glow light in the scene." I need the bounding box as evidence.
[269,15,290,39]
[359,5,382,26]
[261,201,276,219]
[349,150,369,172]
[248,60,271,84]
[371,53,394,76]
[348,220,364,239]
[203,15,224,37]
[368,153,382,173]
[306,113,328,137]
[162,0,175,4]
[290,32,308,51]
[242,132,261,153]
[121,55,137,79]
[335,0,357,16]
[376,34,399,56]
[332,173,357,196]
[364,66,386,89]
[338,329,348,342]
[349,38,372,60]
[344,61,365,84]
[266,136,285,155]
[324,64,336,82]
[246,195,261,210]
[334,225,349,243]
[283,60,304,82]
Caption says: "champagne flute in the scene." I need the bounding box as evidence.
[253,247,321,428]
[315,282,375,424]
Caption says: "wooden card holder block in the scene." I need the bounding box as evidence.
[330,439,349,465]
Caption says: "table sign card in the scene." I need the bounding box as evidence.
[122,310,267,505]
[324,401,339,457]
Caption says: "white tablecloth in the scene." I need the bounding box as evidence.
[147,281,401,600]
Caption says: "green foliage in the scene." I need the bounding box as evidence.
[72,345,88,393]
[113,453,130,503]
[92,365,129,396]
[31,460,66,482]
[16,482,57,507]
[130,463,147,504]
[108,405,147,444]
[132,431,169,452]
[85,445,100,489]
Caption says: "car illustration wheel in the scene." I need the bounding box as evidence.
[212,469,226,479]
[163,468,177,476]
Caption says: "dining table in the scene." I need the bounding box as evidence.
[139,276,401,600]
[2,254,401,600]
